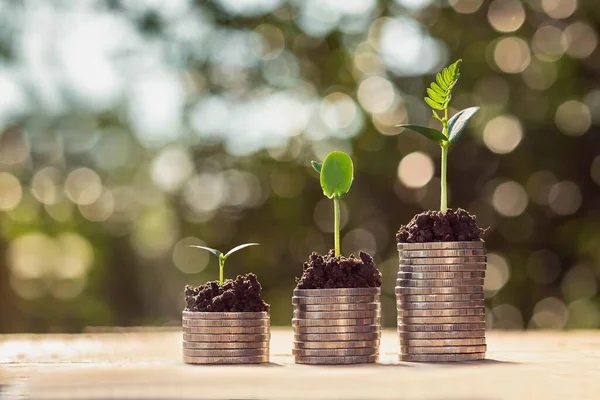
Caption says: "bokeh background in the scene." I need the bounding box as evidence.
[0,0,599,333]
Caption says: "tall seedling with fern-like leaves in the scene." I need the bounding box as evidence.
[397,59,480,213]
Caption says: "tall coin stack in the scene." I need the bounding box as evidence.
[182,311,270,364]
[292,288,381,365]
[396,241,487,362]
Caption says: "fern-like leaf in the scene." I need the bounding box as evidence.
[425,59,462,112]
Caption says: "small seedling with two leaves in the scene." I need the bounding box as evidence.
[189,243,259,285]
[396,59,480,213]
[311,151,354,257]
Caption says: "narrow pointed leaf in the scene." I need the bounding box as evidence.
[189,245,222,258]
[424,97,444,111]
[430,82,445,95]
[224,243,260,259]
[396,124,447,145]
[427,88,445,103]
[436,73,447,89]
[448,107,480,144]
[320,151,354,198]
[311,161,322,174]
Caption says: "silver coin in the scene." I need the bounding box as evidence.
[399,264,487,272]
[397,300,485,310]
[396,308,484,317]
[182,311,268,320]
[183,326,270,334]
[183,340,268,349]
[399,256,487,265]
[399,249,487,258]
[398,323,486,332]
[397,315,485,324]
[293,340,379,349]
[183,355,269,364]
[294,332,380,342]
[293,288,381,297]
[293,348,378,357]
[183,348,268,357]
[397,271,485,280]
[396,293,484,302]
[398,353,485,362]
[398,331,485,340]
[292,295,377,305]
[293,310,381,319]
[294,325,380,334]
[183,333,270,342]
[395,286,483,295]
[295,355,378,365]
[396,278,485,287]
[400,345,487,354]
[399,338,486,347]
[183,318,269,327]
[397,241,485,250]
[292,318,381,327]
[294,303,380,312]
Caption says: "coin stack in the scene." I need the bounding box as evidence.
[182,311,270,364]
[396,241,487,362]
[292,287,381,365]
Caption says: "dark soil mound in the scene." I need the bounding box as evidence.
[396,208,486,243]
[296,250,382,289]
[184,273,269,312]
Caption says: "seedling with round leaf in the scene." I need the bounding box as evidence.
[311,151,354,257]
[396,59,480,213]
[189,243,259,285]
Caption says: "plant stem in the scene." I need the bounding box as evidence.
[440,145,448,213]
[334,195,341,257]
[219,257,225,286]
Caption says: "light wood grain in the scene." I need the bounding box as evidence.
[1,328,599,399]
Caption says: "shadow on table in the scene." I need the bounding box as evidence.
[375,357,518,368]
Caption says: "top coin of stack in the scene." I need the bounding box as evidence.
[182,311,270,364]
[396,241,487,362]
[292,288,381,364]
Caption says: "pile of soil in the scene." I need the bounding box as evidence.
[184,273,269,312]
[296,250,382,289]
[396,208,486,243]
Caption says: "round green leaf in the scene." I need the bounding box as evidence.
[320,151,354,199]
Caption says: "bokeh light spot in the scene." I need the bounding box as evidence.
[487,0,526,33]
[492,181,528,217]
[483,114,523,154]
[555,100,591,136]
[484,253,511,292]
[494,37,530,73]
[548,181,582,215]
[397,152,434,189]
[0,172,22,211]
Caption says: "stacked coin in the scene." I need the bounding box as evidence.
[182,311,270,364]
[292,288,381,365]
[396,241,487,362]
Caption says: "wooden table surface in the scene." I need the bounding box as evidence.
[1,328,599,399]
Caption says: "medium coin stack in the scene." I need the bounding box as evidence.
[292,287,381,365]
[182,311,270,364]
[396,241,487,362]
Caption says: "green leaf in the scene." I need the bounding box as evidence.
[424,97,443,111]
[311,161,322,174]
[447,107,480,144]
[426,88,445,103]
[320,151,354,199]
[436,73,447,89]
[224,243,260,259]
[424,59,462,113]
[396,124,447,145]
[189,245,222,258]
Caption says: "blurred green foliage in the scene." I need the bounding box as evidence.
[0,0,599,332]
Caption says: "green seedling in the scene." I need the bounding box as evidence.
[189,243,259,285]
[311,151,354,257]
[396,59,480,213]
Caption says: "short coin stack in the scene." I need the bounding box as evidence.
[292,287,381,365]
[182,311,270,364]
[396,241,487,362]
